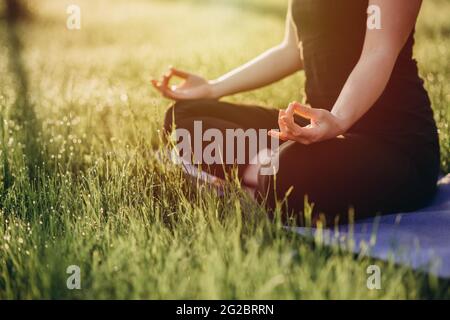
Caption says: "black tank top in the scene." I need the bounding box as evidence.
[290,0,439,157]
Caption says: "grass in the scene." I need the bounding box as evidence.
[0,0,449,299]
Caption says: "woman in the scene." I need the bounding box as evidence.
[152,0,440,224]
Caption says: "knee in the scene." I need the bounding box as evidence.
[163,101,186,135]
[255,147,291,213]
[256,142,312,219]
[163,105,175,135]
[163,99,209,135]
[256,173,277,213]
[256,168,304,223]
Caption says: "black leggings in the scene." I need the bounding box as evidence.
[164,99,437,224]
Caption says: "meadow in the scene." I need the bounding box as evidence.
[0,0,449,299]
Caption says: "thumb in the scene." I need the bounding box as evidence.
[170,67,191,79]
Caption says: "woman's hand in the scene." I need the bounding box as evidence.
[151,67,216,101]
[269,102,348,145]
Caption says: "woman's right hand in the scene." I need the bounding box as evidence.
[151,67,217,101]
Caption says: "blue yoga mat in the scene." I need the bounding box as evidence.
[173,153,450,277]
[292,174,450,278]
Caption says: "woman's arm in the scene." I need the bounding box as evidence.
[209,9,303,99]
[152,7,303,101]
[270,0,423,144]
[331,0,423,130]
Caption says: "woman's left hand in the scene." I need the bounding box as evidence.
[268,101,348,145]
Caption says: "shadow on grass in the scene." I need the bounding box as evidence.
[2,11,43,190]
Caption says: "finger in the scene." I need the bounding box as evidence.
[280,115,303,136]
[292,102,322,120]
[151,76,181,100]
[151,79,165,94]
[269,130,310,144]
[279,117,293,134]
[284,102,298,128]
[169,67,191,79]
[162,86,193,101]
[151,79,160,89]
[161,87,182,100]
[278,110,288,133]
[162,74,172,89]
[282,116,320,144]
[286,102,297,118]
[268,130,288,141]
[152,79,178,99]
[162,67,192,92]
